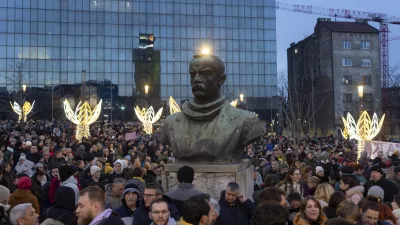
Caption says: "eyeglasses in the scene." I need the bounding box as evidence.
[151,210,169,215]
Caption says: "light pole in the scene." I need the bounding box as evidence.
[145,85,149,108]
[358,85,364,114]
[239,93,244,102]
[121,105,125,121]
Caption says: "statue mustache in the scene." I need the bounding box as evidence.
[193,83,207,91]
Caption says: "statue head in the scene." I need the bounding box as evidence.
[189,55,226,103]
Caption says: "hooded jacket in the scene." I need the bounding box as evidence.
[126,177,145,196]
[0,203,10,225]
[105,184,123,210]
[116,188,140,225]
[150,217,176,225]
[9,189,40,214]
[364,177,399,203]
[345,186,364,205]
[39,186,77,225]
[215,191,255,225]
[132,195,180,225]
[61,175,79,205]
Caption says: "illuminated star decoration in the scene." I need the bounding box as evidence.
[10,101,35,122]
[169,96,181,115]
[341,111,385,159]
[134,106,163,134]
[63,99,102,141]
[230,99,238,107]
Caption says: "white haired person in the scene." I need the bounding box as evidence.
[10,203,39,225]
[0,185,11,224]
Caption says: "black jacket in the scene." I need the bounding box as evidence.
[39,186,78,225]
[26,152,41,164]
[132,195,180,225]
[96,213,125,225]
[215,191,255,225]
[323,207,337,219]
[364,177,399,203]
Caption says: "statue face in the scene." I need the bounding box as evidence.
[189,56,226,102]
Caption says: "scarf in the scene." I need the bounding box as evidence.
[89,208,112,225]
[181,96,226,121]
[178,218,193,225]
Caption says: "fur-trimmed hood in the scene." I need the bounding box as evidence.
[346,186,364,197]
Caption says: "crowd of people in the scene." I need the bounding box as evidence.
[0,119,400,225]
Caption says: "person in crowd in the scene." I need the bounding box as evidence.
[391,194,400,224]
[40,218,65,225]
[378,204,397,225]
[287,192,302,225]
[116,183,141,225]
[293,196,328,225]
[367,186,385,204]
[353,164,367,186]
[166,166,202,213]
[389,166,400,191]
[364,166,398,203]
[305,176,321,197]
[304,152,318,169]
[257,187,286,206]
[26,145,41,165]
[107,159,127,183]
[39,186,77,225]
[0,185,11,224]
[322,191,345,219]
[14,154,34,176]
[75,186,124,225]
[337,200,360,224]
[9,176,40,214]
[251,204,289,225]
[340,176,364,205]
[149,198,177,225]
[177,194,217,225]
[314,183,334,208]
[105,178,125,210]
[357,200,391,225]
[1,163,16,191]
[133,183,179,225]
[279,167,304,197]
[126,167,146,195]
[9,203,39,225]
[215,182,255,225]
[315,166,328,183]
[58,164,79,205]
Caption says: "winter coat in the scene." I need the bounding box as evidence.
[322,207,336,219]
[150,217,176,225]
[115,200,137,225]
[364,178,399,203]
[106,170,127,184]
[105,184,123,210]
[30,176,43,203]
[39,186,77,225]
[14,160,34,176]
[132,195,180,225]
[60,176,79,205]
[48,157,63,170]
[48,177,60,205]
[345,186,364,205]
[278,182,305,197]
[0,204,10,225]
[293,213,327,225]
[392,209,400,225]
[304,158,318,170]
[144,170,157,183]
[354,174,367,186]
[26,152,41,164]
[92,212,125,225]
[214,191,255,225]
[40,181,51,212]
[166,183,203,214]
[9,189,40,214]
[1,171,15,192]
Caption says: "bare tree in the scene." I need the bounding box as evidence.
[4,60,30,104]
[277,71,325,146]
[389,63,400,88]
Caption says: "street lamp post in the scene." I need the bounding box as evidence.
[145,85,149,108]
[358,85,364,114]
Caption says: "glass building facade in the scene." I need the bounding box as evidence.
[0,0,277,120]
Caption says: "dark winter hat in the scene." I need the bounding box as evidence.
[341,166,354,174]
[177,166,195,183]
[371,165,385,176]
[58,164,74,182]
[85,155,95,162]
[74,155,84,162]
[18,176,32,189]
[123,183,140,198]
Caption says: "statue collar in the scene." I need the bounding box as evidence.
[182,96,226,121]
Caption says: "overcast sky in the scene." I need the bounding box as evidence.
[276,0,399,73]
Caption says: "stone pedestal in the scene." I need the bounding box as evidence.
[161,160,253,201]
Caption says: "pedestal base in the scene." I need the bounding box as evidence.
[161,160,253,201]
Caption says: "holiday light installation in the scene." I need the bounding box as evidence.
[341,110,385,159]
[169,96,181,115]
[230,99,238,107]
[63,99,102,141]
[10,101,35,122]
[134,106,163,134]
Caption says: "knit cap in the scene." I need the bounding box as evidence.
[18,176,32,189]
[90,165,101,175]
[367,186,384,201]
[315,166,324,174]
[0,185,10,203]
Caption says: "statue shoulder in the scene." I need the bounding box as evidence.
[163,112,185,125]
[225,105,259,121]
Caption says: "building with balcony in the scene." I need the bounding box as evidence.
[287,18,381,135]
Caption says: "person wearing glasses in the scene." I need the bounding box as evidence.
[279,168,304,197]
[149,198,176,225]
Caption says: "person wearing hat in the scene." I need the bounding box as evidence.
[80,165,104,190]
[367,186,385,203]
[41,147,51,171]
[8,176,40,214]
[364,165,398,203]
[0,185,11,224]
[48,149,65,170]
[58,164,80,205]
[26,145,40,165]
[14,154,34,176]
[116,184,141,225]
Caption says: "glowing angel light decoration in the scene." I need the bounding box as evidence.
[63,99,102,141]
[230,99,238,107]
[341,111,385,159]
[10,101,35,122]
[135,106,163,134]
[169,96,181,115]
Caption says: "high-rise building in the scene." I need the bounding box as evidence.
[0,0,277,120]
[287,18,381,135]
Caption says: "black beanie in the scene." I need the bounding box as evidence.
[59,164,74,182]
[177,166,194,183]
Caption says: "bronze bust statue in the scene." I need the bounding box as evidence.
[161,54,264,164]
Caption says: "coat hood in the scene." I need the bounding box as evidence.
[60,175,78,186]
[346,186,365,197]
[54,186,76,211]
[11,189,33,200]
[114,159,126,174]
